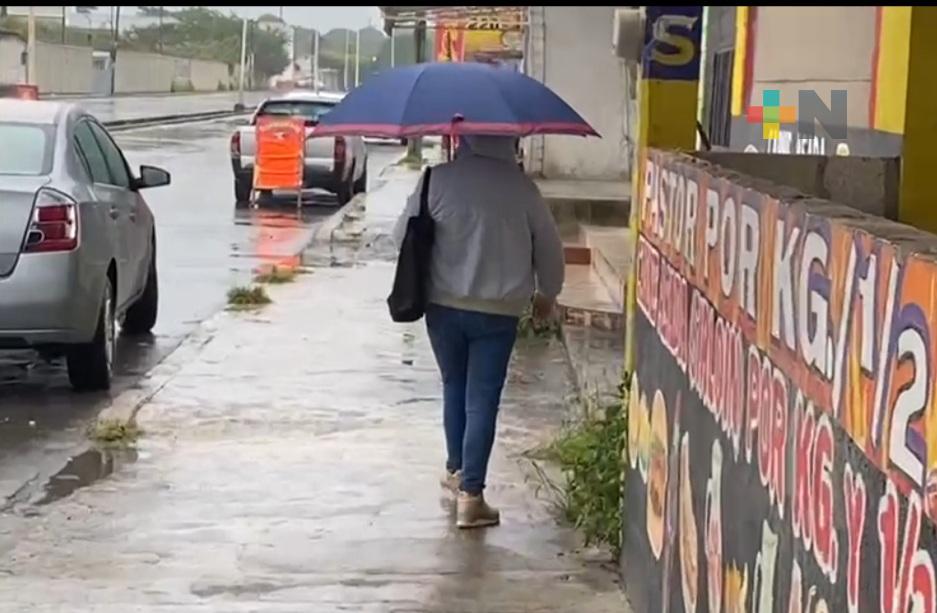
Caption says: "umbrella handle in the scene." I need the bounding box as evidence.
[445,114,465,163]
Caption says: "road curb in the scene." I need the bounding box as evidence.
[93,157,405,427]
[96,157,407,427]
[47,90,267,101]
[309,151,408,247]
[95,313,224,428]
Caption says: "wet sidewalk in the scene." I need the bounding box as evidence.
[0,164,628,612]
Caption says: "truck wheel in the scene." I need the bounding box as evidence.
[123,244,158,335]
[67,277,115,392]
[235,177,252,203]
[353,165,368,194]
[336,169,354,205]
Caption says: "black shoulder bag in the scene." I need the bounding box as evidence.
[387,167,434,322]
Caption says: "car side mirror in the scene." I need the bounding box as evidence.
[134,165,171,190]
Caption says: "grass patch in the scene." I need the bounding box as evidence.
[89,419,141,447]
[253,265,297,285]
[227,285,272,308]
[398,153,424,169]
[544,377,628,556]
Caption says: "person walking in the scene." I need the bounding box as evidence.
[393,135,565,529]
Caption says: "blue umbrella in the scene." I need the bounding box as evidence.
[313,62,599,138]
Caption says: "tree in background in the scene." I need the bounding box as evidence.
[290,26,387,85]
[124,7,289,81]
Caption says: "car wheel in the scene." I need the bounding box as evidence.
[353,164,368,194]
[123,242,159,334]
[67,277,116,392]
[235,176,252,203]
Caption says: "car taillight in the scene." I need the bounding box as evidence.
[230,131,241,156]
[0,84,38,100]
[24,189,78,253]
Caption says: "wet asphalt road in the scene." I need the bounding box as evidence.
[0,116,402,501]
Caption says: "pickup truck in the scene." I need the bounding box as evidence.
[229,90,367,204]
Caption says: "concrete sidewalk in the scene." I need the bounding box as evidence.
[0,164,629,612]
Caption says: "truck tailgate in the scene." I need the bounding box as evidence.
[304,133,335,167]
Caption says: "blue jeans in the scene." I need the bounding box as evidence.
[425,303,519,495]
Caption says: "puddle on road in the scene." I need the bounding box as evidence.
[35,447,138,506]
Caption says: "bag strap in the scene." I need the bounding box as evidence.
[419,167,433,217]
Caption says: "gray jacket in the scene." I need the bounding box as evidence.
[393,135,565,317]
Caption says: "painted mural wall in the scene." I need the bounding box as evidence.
[623,148,937,612]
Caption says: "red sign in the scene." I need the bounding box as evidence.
[435,24,465,62]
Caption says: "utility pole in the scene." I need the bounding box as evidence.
[290,25,296,80]
[158,6,164,53]
[407,19,427,160]
[26,6,35,85]
[313,29,320,93]
[109,5,120,96]
[61,6,66,44]
[415,19,426,64]
[354,28,360,87]
[237,17,248,110]
[248,20,255,90]
[342,29,350,91]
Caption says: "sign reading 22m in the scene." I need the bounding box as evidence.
[643,6,703,82]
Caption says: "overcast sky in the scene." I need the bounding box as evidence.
[217,6,382,31]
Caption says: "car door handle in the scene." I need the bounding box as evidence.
[109,207,120,220]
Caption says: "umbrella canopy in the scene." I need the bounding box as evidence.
[313,62,599,138]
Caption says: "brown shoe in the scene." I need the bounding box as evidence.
[440,470,461,493]
[456,492,500,529]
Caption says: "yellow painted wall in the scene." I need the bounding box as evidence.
[897,6,937,232]
[873,6,911,134]
[731,6,748,117]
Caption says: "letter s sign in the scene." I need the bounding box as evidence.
[652,14,699,66]
[643,7,703,81]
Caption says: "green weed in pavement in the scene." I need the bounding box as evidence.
[541,376,628,556]
[397,153,424,170]
[254,266,297,285]
[89,419,141,447]
[227,285,272,308]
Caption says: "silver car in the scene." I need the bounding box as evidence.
[0,99,170,391]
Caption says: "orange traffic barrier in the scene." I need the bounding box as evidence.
[253,116,305,196]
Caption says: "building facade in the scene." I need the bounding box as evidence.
[524,5,635,181]
[701,6,913,158]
